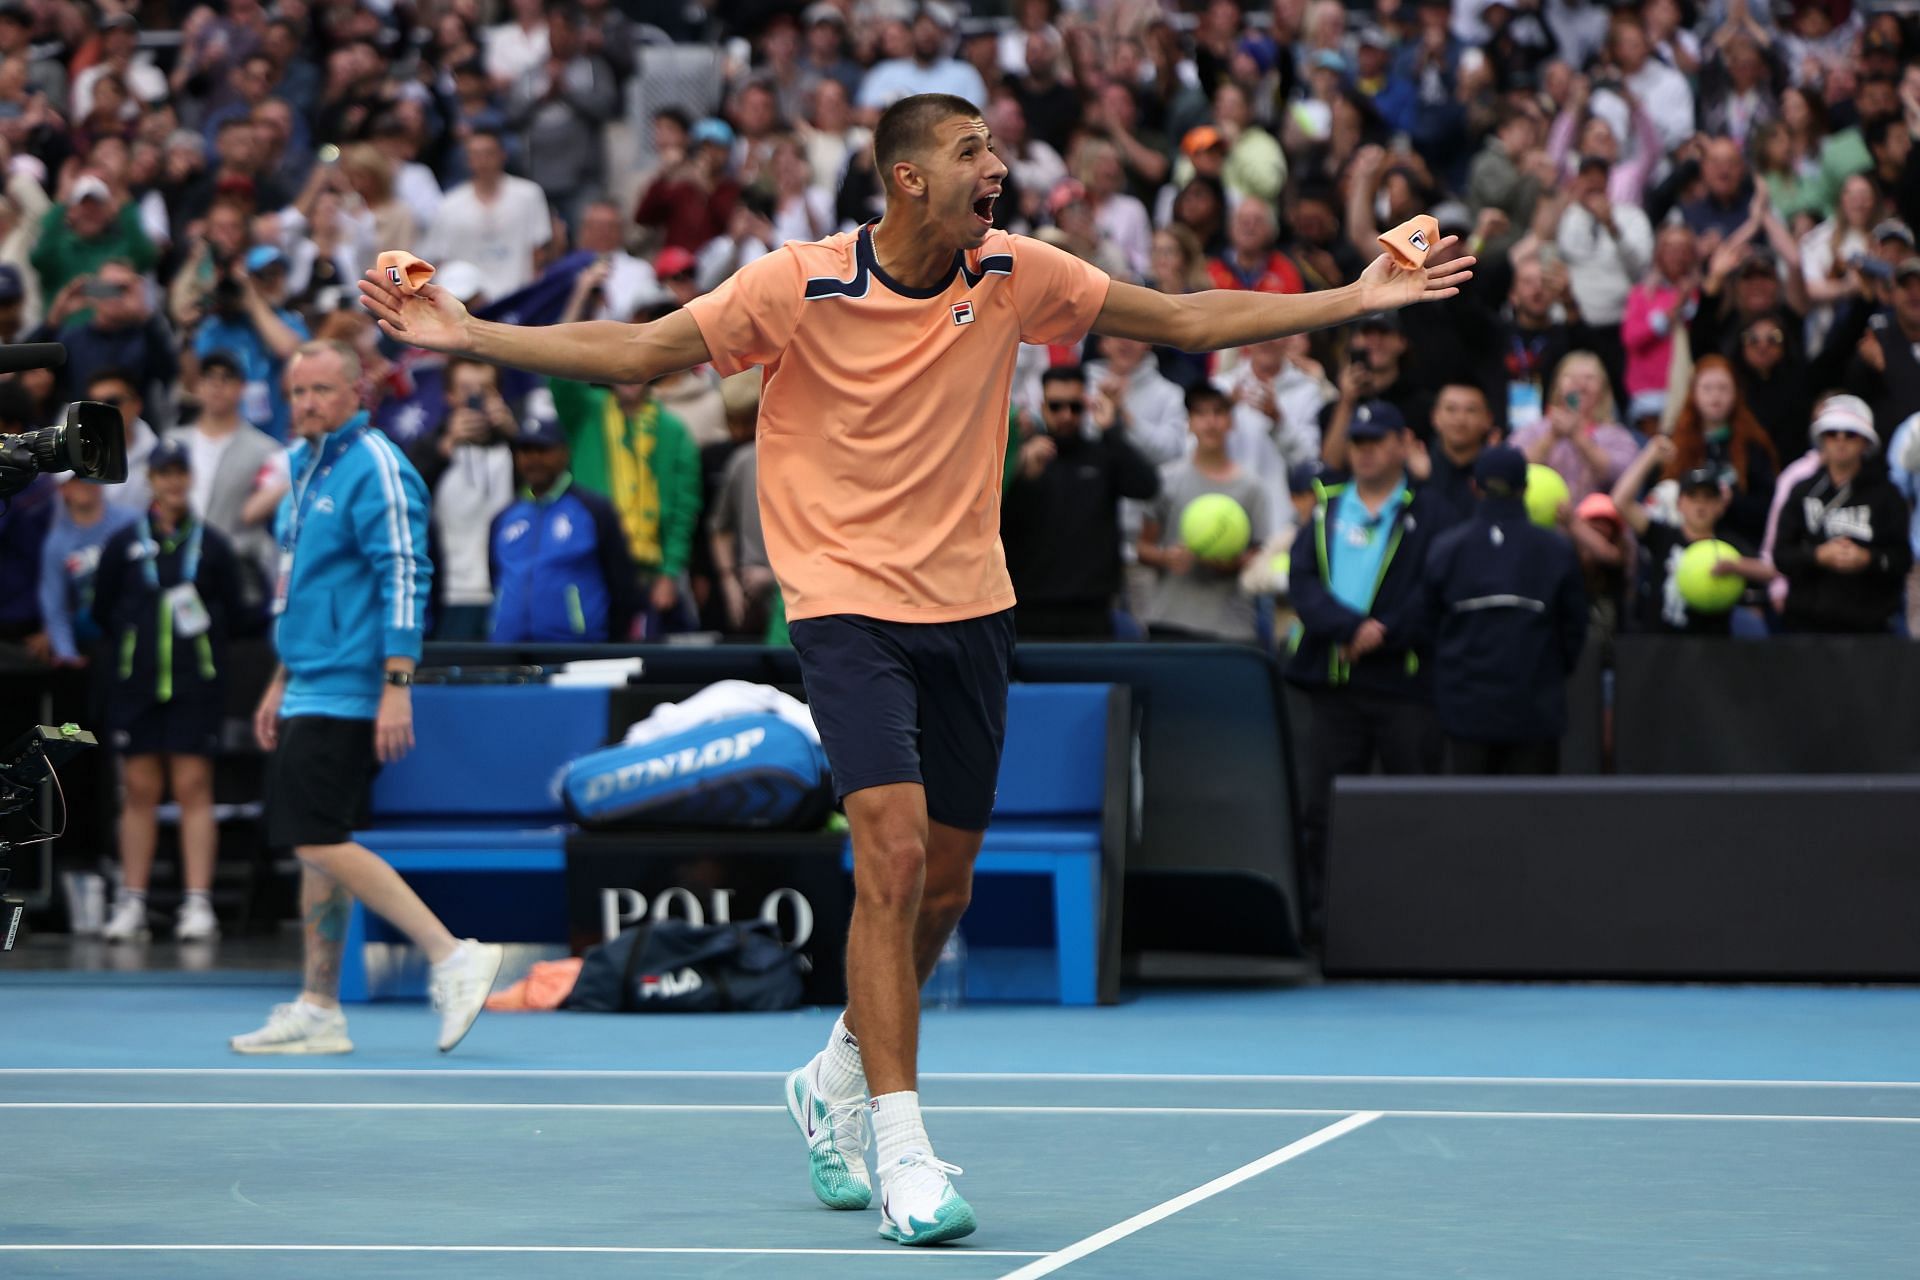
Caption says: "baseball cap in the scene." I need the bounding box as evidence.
[655,245,697,279]
[514,414,567,448]
[100,11,137,32]
[1575,491,1621,528]
[199,349,244,378]
[1347,399,1406,441]
[1738,248,1778,278]
[0,264,22,303]
[1309,49,1349,74]
[691,118,735,149]
[244,243,286,274]
[1358,26,1395,50]
[1287,459,1327,495]
[1047,177,1089,217]
[70,174,112,204]
[1810,393,1878,447]
[1180,125,1225,156]
[1355,311,1402,334]
[1895,256,1920,283]
[148,438,191,473]
[1874,219,1915,246]
[1472,444,1527,494]
[803,1,846,25]
[918,0,957,28]
[1677,465,1725,494]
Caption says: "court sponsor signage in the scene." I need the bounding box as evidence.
[565,832,852,1003]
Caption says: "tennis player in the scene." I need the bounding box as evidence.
[360,93,1472,1246]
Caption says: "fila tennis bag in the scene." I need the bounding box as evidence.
[562,919,805,1013]
[561,713,834,831]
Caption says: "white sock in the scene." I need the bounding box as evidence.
[814,1013,867,1101]
[871,1091,932,1170]
[184,890,211,905]
[120,888,147,906]
[294,997,338,1021]
[434,940,469,968]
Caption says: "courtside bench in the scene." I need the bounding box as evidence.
[344,680,1132,1005]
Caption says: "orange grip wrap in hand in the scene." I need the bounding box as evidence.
[1377,215,1440,269]
[376,250,435,293]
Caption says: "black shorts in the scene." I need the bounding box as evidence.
[788,609,1016,831]
[265,716,379,849]
[109,697,222,758]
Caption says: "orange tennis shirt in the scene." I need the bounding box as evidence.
[683,224,1112,624]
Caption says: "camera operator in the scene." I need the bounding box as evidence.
[180,236,309,443]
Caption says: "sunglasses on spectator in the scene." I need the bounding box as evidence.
[1744,329,1784,346]
[1045,399,1085,413]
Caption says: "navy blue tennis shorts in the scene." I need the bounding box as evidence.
[788,609,1016,831]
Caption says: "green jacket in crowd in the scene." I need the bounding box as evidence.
[547,376,701,577]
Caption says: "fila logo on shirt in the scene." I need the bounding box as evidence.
[951,300,974,326]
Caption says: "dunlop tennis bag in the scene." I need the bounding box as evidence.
[561,713,834,831]
[562,919,805,1012]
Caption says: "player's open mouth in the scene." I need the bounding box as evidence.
[972,193,997,225]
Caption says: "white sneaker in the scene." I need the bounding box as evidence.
[175,896,220,941]
[429,939,503,1052]
[230,1001,354,1055]
[878,1151,977,1246]
[100,896,149,942]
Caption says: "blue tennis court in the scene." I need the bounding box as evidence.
[5,978,1918,1278]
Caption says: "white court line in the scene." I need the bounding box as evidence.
[0,1245,1045,1258]
[994,1111,1382,1280]
[3,1068,1916,1088]
[3,1102,1916,1123]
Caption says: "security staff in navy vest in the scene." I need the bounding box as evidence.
[1285,398,1443,946]
[489,412,640,643]
[1421,446,1588,776]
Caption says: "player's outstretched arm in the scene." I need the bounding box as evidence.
[358,270,712,384]
[1092,239,1475,353]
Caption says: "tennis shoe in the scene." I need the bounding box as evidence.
[878,1151,976,1246]
[785,1061,873,1209]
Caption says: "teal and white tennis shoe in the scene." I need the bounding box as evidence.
[878,1151,976,1246]
[785,1062,874,1209]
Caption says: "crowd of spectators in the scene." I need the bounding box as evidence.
[1,0,1919,695]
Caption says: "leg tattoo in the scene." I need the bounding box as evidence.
[302,875,353,999]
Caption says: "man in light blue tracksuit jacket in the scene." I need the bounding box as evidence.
[232,339,504,1058]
